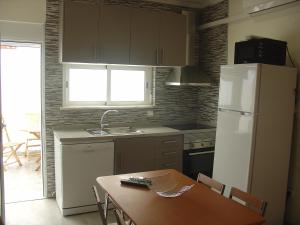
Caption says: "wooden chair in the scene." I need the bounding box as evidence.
[23,113,41,171]
[114,209,127,225]
[2,121,24,169]
[197,173,225,195]
[229,187,267,216]
[24,130,41,171]
[92,185,131,225]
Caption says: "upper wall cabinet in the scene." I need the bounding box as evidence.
[130,8,160,66]
[61,1,187,66]
[99,5,131,64]
[62,0,99,63]
[159,12,187,66]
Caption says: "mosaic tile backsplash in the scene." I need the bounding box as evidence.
[196,0,228,125]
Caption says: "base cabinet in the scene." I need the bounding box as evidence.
[115,135,183,174]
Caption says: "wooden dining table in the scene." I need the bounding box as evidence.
[96,169,265,225]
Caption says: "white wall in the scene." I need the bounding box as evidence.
[0,0,45,23]
[228,1,300,224]
[0,0,45,42]
[0,0,46,204]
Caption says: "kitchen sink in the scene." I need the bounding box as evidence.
[105,126,143,135]
[86,127,144,136]
[86,128,110,136]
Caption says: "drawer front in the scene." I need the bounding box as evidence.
[158,135,183,147]
[156,135,183,157]
[156,156,182,171]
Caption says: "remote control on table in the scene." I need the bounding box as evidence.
[120,177,152,188]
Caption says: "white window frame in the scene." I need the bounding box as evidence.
[63,64,153,108]
[63,64,108,107]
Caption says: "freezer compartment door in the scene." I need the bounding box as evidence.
[219,64,259,113]
[213,109,255,195]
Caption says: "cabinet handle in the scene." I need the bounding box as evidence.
[163,140,177,144]
[82,149,95,153]
[188,150,214,156]
[156,48,159,65]
[115,150,121,174]
[162,151,177,156]
[93,44,97,60]
[163,163,175,167]
[161,48,164,65]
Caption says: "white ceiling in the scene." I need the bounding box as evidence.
[149,0,224,9]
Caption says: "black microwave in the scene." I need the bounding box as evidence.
[234,38,287,65]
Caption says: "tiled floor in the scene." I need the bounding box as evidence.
[5,199,114,225]
[3,155,43,203]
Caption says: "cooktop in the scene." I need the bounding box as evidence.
[167,124,215,131]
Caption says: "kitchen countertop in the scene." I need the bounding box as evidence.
[54,126,181,143]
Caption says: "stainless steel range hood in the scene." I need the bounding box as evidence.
[165,66,212,86]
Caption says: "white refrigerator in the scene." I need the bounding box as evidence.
[213,64,297,225]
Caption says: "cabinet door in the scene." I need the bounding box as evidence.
[62,0,99,63]
[99,5,131,64]
[130,8,160,65]
[159,12,187,66]
[115,137,156,174]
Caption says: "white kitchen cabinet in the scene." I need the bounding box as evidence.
[55,137,114,215]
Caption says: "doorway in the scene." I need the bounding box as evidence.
[0,41,43,203]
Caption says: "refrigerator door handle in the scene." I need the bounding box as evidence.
[218,108,231,112]
[240,112,252,116]
[219,108,253,116]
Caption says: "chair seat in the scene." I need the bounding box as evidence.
[3,141,24,149]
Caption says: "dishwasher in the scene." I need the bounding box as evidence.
[55,138,114,216]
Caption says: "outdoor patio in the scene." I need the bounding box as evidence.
[3,153,43,203]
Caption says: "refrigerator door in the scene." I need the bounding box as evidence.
[219,64,259,113]
[213,109,255,195]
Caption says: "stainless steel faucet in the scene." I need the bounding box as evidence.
[100,110,119,132]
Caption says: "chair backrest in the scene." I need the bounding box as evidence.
[2,119,11,143]
[92,185,107,225]
[197,173,225,195]
[229,187,267,216]
[92,185,128,225]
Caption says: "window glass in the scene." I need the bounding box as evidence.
[68,68,107,102]
[110,70,145,102]
[64,65,152,107]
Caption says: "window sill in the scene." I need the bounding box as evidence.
[60,105,155,110]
